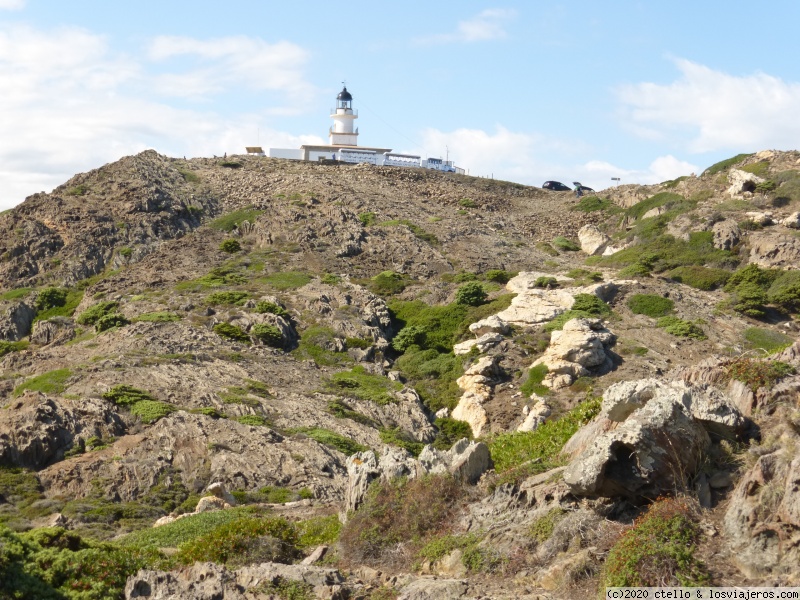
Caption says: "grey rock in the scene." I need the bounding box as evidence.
[711,220,742,251]
[398,577,468,600]
[30,317,75,346]
[0,301,35,341]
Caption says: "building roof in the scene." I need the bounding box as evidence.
[300,143,393,153]
[337,86,352,101]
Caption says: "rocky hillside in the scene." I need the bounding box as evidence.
[0,149,798,599]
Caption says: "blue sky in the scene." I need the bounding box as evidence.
[2,0,800,209]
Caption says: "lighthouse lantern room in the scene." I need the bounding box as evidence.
[329,85,359,146]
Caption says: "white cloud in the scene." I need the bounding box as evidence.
[419,126,697,191]
[413,9,516,45]
[617,58,800,153]
[147,36,314,103]
[0,0,25,10]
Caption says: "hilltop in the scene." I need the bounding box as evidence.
[0,149,799,599]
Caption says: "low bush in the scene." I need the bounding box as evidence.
[552,236,580,251]
[544,294,610,332]
[534,276,558,288]
[219,238,241,253]
[76,301,119,326]
[121,506,261,548]
[529,507,568,544]
[254,300,289,318]
[656,316,706,340]
[259,271,312,290]
[292,326,351,366]
[459,198,477,208]
[327,365,402,405]
[34,287,68,311]
[359,211,376,226]
[742,328,794,354]
[130,400,177,424]
[617,263,651,278]
[339,474,465,567]
[536,242,559,256]
[433,417,473,450]
[102,385,156,407]
[627,294,674,318]
[703,153,753,176]
[235,415,268,427]
[725,358,795,392]
[668,266,731,290]
[292,427,368,456]
[213,323,250,343]
[483,269,515,284]
[767,270,800,313]
[624,192,686,221]
[601,497,709,587]
[251,323,283,348]
[378,219,438,246]
[573,195,613,212]
[206,291,249,306]
[95,313,130,332]
[174,516,300,568]
[455,282,487,306]
[519,364,549,397]
[13,368,72,397]
[566,268,602,282]
[297,514,342,549]
[379,428,424,457]
[370,270,408,295]
[0,340,28,358]
[135,311,181,323]
[394,346,462,412]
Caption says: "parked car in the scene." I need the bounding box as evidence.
[572,182,595,197]
[542,180,571,191]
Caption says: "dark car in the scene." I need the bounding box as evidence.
[572,182,595,197]
[542,180,571,191]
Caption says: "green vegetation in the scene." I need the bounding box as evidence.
[254,300,290,318]
[668,265,731,290]
[213,322,250,343]
[219,160,243,169]
[297,514,341,549]
[536,242,559,256]
[235,415,269,426]
[251,578,314,600]
[206,291,249,305]
[534,276,558,288]
[544,293,611,332]
[76,301,119,326]
[66,183,89,196]
[627,294,674,318]
[552,236,580,251]
[519,363,549,397]
[0,340,28,358]
[369,270,409,295]
[378,218,438,245]
[219,238,241,253]
[725,358,795,392]
[741,160,769,178]
[293,326,351,366]
[617,263,652,278]
[566,268,602,283]
[624,192,686,221]
[358,211,377,226]
[339,474,465,567]
[656,316,707,339]
[721,264,800,318]
[178,168,200,183]
[13,368,72,397]
[258,271,312,290]
[33,289,83,322]
[135,311,181,323]
[95,313,130,332]
[102,385,156,407]
[459,198,477,208]
[130,400,177,424]
[416,531,501,573]
[251,323,284,347]
[0,287,33,301]
[34,287,68,311]
[379,428,424,457]
[328,399,376,426]
[209,206,264,232]
[529,507,567,543]
[175,265,248,291]
[327,365,403,405]
[573,196,613,212]
[487,396,601,482]
[601,497,709,587]
[118,246,133,258]
[292,427,369,456]
[454,282,487,306]
[174,516,299,567]
[231,486,311,505]
[742,327,794,354]
[432,417,473,450]
[483,269,515,284]
[703,153,753,176]
[121,506,261,547]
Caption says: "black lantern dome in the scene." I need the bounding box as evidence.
[336,86,353,110]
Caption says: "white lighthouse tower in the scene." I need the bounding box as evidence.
[329,85,359,146]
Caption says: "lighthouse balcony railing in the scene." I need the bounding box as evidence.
[331,108,358,117]
[329,127,359,136]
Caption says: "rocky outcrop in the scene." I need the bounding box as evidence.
[577,225,611,255]
[532,318,615,390]
[516,399,551,432]
[0,301,35,341]
[453,332,504,356]
[125,562,346,600]
[748,232,800,269]
[0,392,125,469]
[727,168,765,197]
[451,356,501,437]
[563,379,746,499]
[712,219,742,251]
[781,212,800,228]
[30,317,76,346]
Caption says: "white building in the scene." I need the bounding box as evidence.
[267,86,464,174]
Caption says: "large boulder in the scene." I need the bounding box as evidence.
[451,355,500,436]
[711,220,742,251]
[0,301,35,341]
[748,233,800,270]
[532,318,615,390]
[563,379,740,499]
[727,168,765,197]
[577,224,611,255]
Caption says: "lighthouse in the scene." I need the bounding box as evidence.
[329,85,359,146]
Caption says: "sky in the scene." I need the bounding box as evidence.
[2,1,800,209]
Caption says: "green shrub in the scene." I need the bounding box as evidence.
[544,294,611,332]
[566,268,602,282]
[455,282,487,306]
[432,417,473,450]
[292,427,368,456]
[235,415,268,426]
[602,497,709,587]
[573,196,613,212]
[345,336,372,350]
[536,242,559,256]
[520,363,549,397]
[359,212,376,226]
[174,516,299,567]
[251,323,283,347]
[220,238,241,253]
[35,288,68,311]
[135,311,181,323]
[259,271,312,290]
[483,269,515,284]
[213,323,250,343]
[459,198,477,208]
[0,340,28,358]
[625,192,686,221]
[534,276,558,288]
[742,328,794,354]
[95,313,130,332]
[552,236,580,251]
[627,294,674,318]
[206,291,249,306]
[118,246,133,258]
[728,281,769,318]
[380,428,424,457]
[370,270,408,295]
[130,400,177,424]
[102,385,156,407]
[121,506,261,547]
[254,301,290,318]
[327,365,402,405]
[13,368,72,397]
[724,264,780,292]
[339,474,464,567]
[767,270,800,313]
[725,358,795,391]
[529,507,567,543]
[618,263,651,278]
[209,207,264,232]
[741,160,769,177]
[656,316,707,339]
[76,301,119,326]
[297,514,342,549]
[389,301,468,353]
[320,273,341,285]
[703,153,753,176]
[292,326,350,367]
[668,266,731,290]
[327,399,376,426]
[378,219,438,245]
[179,168,200,183]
